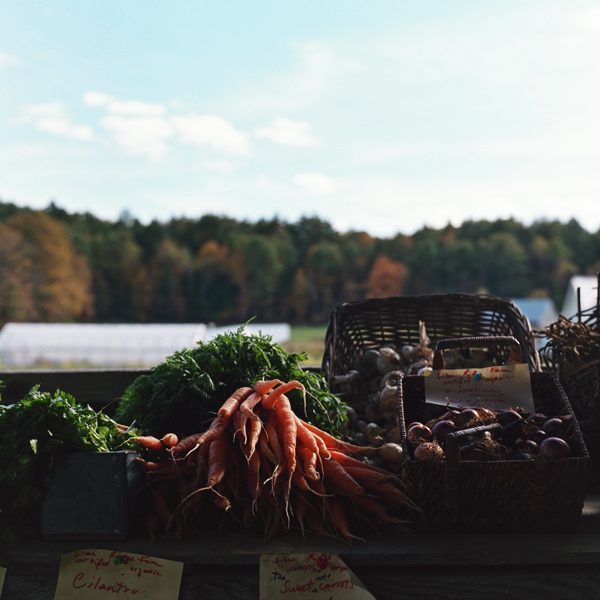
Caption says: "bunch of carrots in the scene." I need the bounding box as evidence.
[132,380,419,542]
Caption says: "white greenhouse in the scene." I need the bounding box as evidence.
[0,322,291,368]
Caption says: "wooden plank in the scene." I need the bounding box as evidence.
[0,368,149,414]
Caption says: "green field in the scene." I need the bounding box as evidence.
[281,325,328,368]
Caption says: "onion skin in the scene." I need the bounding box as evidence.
[454,409,479,428]
[542,418,564,437]
[497,410,522,427]
[540,437,571,460]
[526,413,548,428]
[431,419,457,443]
[528,429,547,445]
[407,424,433,443]
[413,441,445,461]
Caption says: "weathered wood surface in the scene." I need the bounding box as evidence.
[2,495,599,600]
[0,368,150,415]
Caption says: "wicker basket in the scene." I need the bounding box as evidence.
[321,293,541,394]
[399,337,590,534]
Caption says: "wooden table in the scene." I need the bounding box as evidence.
[2,494,598,600]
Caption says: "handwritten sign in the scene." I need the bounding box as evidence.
[424,363,535,413]
[53,549,183,600]
[0,565,6,597]
[260,553,376,600]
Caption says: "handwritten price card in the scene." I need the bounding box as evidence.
[53,549,183,600]
[424,363,535,413]
[260,553,376,600]
[0,565,6,597]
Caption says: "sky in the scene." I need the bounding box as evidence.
[1,1,600,238]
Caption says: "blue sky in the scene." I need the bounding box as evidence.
[1,1,600,237]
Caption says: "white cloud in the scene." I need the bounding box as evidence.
[255,117,320,147]
[293,172,341,194]
[101,115,174,159]
[205,160,236,173]
[0,50,20,71]
[84,91,166,116]
[171,114,250,156]
[568,6,600,32]
[232,41,361,115]
[24,102,94,141]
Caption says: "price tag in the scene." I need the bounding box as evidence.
[260,553,376,600]
[0,565,6,597]
[53,549,183,600]
[424,363,535,413]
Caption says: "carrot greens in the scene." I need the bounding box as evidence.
[115,325,347,438]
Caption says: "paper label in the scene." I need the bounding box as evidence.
[53,549,183,600]
[424,363,535,413]
[0,565,6,597]
[260,553,376,600]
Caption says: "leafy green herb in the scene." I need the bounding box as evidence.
[0,386,138,541]
[116,325,347,437]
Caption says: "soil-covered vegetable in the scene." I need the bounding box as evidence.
[116,325,348,438]
[0,385,138,541]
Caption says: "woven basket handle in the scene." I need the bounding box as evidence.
[432,336,522,370]
[444,422,502,515]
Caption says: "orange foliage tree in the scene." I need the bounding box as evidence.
[365,255,409,298]
[3,212,94,321]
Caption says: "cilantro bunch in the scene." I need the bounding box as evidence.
[0,386,138,541]
[116,325,347,438]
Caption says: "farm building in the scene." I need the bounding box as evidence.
[509,297,558,331]
[561,275,599,319]
[0,322,291,368]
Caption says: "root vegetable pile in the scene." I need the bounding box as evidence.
[134,381,418,543]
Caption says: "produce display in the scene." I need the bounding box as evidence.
[133,380,419,542]
[407,405,576,462]
[116,326,347,439]
[0,385,138,541]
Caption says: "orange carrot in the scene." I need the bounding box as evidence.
[291,468,312,492]
[252,379,282,395]
[328,496,356,542]
[321,458,364,496]
[296,443,320,481]
[206,434,229,488]
[274,394,297,480]
[350,494,410,525]
[161,433,179,448]
[240,391,264,421]
[265,409,286,482]
[258,428,277,466]
[300,420,370,455]
[246,408,263,460]
[133,435,165,451]
[262,380,306,411]
[341,465,397,484]
[218,386,253,420]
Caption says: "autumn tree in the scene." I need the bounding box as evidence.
[0,224,36,325]
[4,212,93,321]
[365,255,409,298]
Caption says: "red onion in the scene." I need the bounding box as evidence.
[463,430,492,445]
[407,424,433,443]
[497,410,522,427]
[528,429,547,445]
[431,419,457,443]
[413,441,445,461]
[454,408,479,427]
[539,437,571,460]
[442,409,460,421]
[514,439,538,454]
[407,421,423,431]
[527,413,548,428]
[542,418,563,437]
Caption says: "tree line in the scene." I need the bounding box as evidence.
[0,199,598,327]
